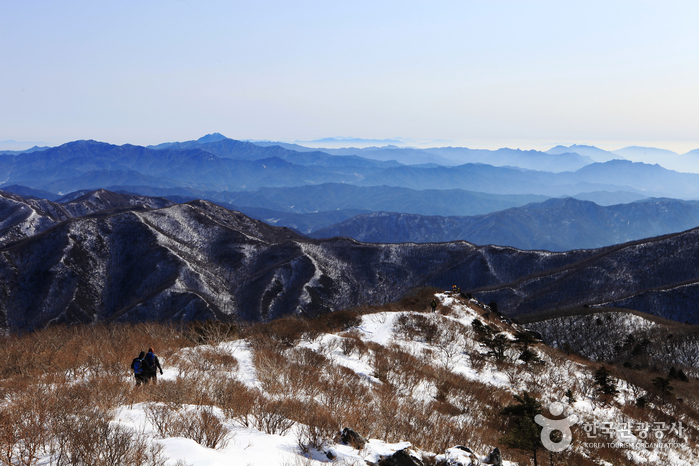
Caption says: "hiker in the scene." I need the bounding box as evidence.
[431,298,437,313]
[452,284,458,295]
[144,347,163,384]
[131,351,152,386]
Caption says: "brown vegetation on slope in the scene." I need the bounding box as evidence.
[0,294,697,465]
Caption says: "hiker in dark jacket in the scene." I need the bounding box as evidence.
[144,347,163,384]
[131,351,152,386]
[431,299,437,313]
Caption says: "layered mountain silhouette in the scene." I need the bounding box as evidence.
[255,140,594,171]
[355,159,699,197]
[545,144,622,163]
[3,133,699,331]
[5,137,699,199]
[309,197,699,251]
[0,140,372,192]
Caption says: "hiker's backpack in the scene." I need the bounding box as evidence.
[145,352,155,367]
[133,358,143,375]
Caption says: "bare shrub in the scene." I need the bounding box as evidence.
[339,330,368,357]
[0,321,196,394]
[371,348,391,383]
[394,313,441,343]
[98,423,139,466]
[470,351,487,372]
[166,351,199,375]
[252,398,296,435]
[372,384,403,442]
[282,348,326,397]
[376,345,428,396]
[316,310,362,333]
[245,317,309,349]
[198,346,239,372]
[253,346,291,394]
[296,404,338,452]
[50,403,158,466]
[186,320,239,345]
[127,440,168,466]
[0,401,48,466]
[288,346,328,368]
[214,379,259,427]
[49,379,144,465]
[316,337,341,357]
[150,375,210,407]
[319,364,372,429]
[433,319,466,369]
[146,404,230,449]
[89,375,132,411]
[145,403,178,437]
[178,407,231,449]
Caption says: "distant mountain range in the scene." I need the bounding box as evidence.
[309,197,699,251]
[2,189,699,330]
[546,144,699,173]
[353,159,699,198]
[545,144,622,163]
[3,135,699,198]
[255,140,594,171]
[3,185,679,251]
[1,184,651,236]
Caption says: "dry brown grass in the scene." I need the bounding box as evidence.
[1,299,697,466]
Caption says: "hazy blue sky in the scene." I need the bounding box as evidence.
[2,1,698,152]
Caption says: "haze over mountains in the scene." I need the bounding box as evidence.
[2,132,699,249]
[310,197,699,251]
[4,133,699,195]
[2,133,699,329]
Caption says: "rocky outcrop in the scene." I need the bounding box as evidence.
[340,427,367,450]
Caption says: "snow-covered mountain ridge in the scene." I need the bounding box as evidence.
[3,189,699,331]
[0,191,593,331]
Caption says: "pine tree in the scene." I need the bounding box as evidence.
[594,366,618,398]
[652,377,674,396]
[479,332,511,361]
[514,330,537,349]
[669,367,678,379]
[500,391,543,466]
[518,348,541,364]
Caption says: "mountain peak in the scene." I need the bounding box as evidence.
[196,133,228,143]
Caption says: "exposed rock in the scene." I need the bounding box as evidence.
[483,447,502,466]
[340,427,367,450]
[377,449,423,466]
